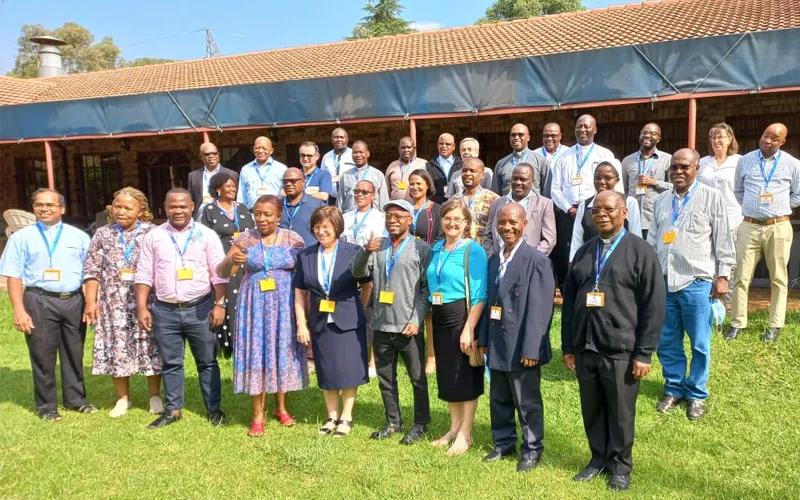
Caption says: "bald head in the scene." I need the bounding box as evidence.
[254,136,273,164]
[438,133,456,159]
[575,114,598,146]
[283,167,305,199]
[510,123,531,152]
[199,142,219,169]
[542,122,562,154]
[670,148,701,193]
[497,202,528,248]
[760,123,788,157]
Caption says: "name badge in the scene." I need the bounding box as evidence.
[490,306,502,321]
[202,196,213,204]
[432,292,443,306]
[662,231,677,244]
[120,269,135,282]
[43,269,62,282]
[586,292,605,307]
[760,193,774,206]
[256,187,270,196]
[636,185,648,195]
[305,186,320,195]
[177,268,194,280]
[397,181,408,190]
[332,175,340,184]
[379,290,395,304]
[319,299,336,313]
[570,176,583,186]
[259,278,276,292]
[232,231,240,239]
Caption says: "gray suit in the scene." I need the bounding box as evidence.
[483,192,557,258]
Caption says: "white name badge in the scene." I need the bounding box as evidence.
[43,269,62,282]
[636,185,648,195]
[256,187,270,196]
[332,175,340,184]
[120,269,135,282]
[202,196,213,204]
[432,293,443,306]
[760,193,774,206]
[490,306,502,320]
[586,292,605,308]
[571,176,583,186]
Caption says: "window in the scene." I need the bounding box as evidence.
[137,151,193,218]
[79,154,123,217]
[219,145,254,173]
[15,158,67,209]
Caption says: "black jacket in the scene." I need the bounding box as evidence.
[187,165,239,215]
[425,156,463,204]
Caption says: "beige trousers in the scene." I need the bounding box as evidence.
[731,220,793,328]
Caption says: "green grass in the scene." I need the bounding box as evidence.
[1,295,799,499]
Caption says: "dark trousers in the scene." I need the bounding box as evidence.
[373,330,431,426]
[489,367,544,460]
[641,228,648,241]
[551,206,575,288]
[22,291,89,415]
[151,296,221,414]
[576,351,640,475]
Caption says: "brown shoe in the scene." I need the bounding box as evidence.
[656,394,683,414]
[686,399,706,420]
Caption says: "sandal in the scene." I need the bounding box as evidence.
[333,420,352,438]
[273,410,296,427]
[319,418,339,435]
[39,411,62,422]
[248,421,265,437]
[72,404,98,414]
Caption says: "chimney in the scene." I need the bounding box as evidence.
[29,36,68,77]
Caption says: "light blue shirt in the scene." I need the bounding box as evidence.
[0,222,91,292]
[438,155,455,179]
[734,149,800,219]
[426,239,488,306]
[238,158,288,208]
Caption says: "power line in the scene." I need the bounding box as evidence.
[125,29,204,48]
[205,28,221,58]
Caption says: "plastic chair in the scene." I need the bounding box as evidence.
[3,209,36,237]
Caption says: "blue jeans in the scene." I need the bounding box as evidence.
[658,279,713,401]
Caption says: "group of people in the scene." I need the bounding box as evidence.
[2,117,798,493]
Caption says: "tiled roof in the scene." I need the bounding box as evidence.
[2,0,799,106]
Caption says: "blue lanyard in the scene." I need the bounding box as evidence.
[202,166,219,190]
[595,229,626,287]
[167,223,195,264]
[217,201,240,230]
[320,243,338,297]
[305,168,318,187]
[333,153,341,175]
[283,199,302,228]
[352,208,372,239]
[400,158,415,176]
[435,239,464,288]
[36,222,63,268]
[385,236,412,284]
[576,144,596,174]
[671,181,700,225]
[355,166,368,182]
[255,160,272,185]
[758,150,782,189]
[464,188,482,209]
[511,150,530,167]
[260,228,280,273]
[543,145,563,165]
[116,222,141,266]
[638,153,655,176]
[412,200,427,232]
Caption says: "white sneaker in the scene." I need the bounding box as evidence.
[368,366,377,379]
[109,399,132,418]
[149,396,164,414]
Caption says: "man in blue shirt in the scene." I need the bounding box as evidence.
[299,141,334,203]
[238,136,288,208]
[280,167,326,246]
[0,189,95,420]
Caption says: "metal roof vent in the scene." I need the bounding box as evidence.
[29,35,68,78]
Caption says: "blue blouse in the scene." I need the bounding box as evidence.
[426,239,488,306]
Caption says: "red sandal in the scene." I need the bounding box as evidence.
[273,410,296,427]
[248,421,265,437]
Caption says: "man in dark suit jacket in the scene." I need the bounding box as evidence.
[478,202,556,473]
[188,142,239,216]
[425,133,463,204]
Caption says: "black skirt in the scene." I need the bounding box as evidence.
[311,322,369,391]
[432,300,484,402]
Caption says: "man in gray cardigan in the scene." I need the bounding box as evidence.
[351,199,433,445]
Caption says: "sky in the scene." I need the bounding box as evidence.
[0,0,628,75]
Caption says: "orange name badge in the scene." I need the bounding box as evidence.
[432,292,444,306]
[570,176,583,186]
[586,292,605,308]
[760,193,774,206]
[119,269,135,282]
[662,231,677,244]
[259,277,276,292]
[232,231,241,239]
[379,290,395,304]
[636,185,648,195]
[397,181,408,190]
[43,269,61,282]
[176,268,194,280]
[319,299,336,313]
[490,306,502,321]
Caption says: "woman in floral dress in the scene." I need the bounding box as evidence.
[83,187,163,418]
[218,194,308,437]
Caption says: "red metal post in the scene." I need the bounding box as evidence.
[409,118,417,146]
[688,98,697,150]
[44,140,55,189]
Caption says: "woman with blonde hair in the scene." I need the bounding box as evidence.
[84,187,163,418]
[698,122,743,234]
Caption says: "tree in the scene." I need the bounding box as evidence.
[121,57,176,68]
[348,0,417,40]
[477,0,583,23]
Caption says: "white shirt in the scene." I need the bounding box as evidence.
[321,148,355,193]
[506,190,533,211]
[698,154,743,230]
[497,239,524,283]
[201,165,220,199]
[550,143,621,212]
[341,208,387,246]
[317,246,337,324]
[569,195,643,262]
[533,144,568,164]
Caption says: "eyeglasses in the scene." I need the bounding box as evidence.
[640,131,660,138]
[33,203,62,210]
[353,189,374,195]
[669,164,697,171]
[299,153,317,159]
[591,207,622,215]
[443,217,465,224]
[385,213,410,221]
[202,152,219,156]
[510,132,526,138]
[282,178,303,184]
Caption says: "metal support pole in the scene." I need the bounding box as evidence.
[409,118,417,146]
[44,140,55,189]
[688,98,697,150]
[203,131,210,143]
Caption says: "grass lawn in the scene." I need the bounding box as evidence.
[1,295,799,499]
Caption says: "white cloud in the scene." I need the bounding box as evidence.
[410,21,445,32]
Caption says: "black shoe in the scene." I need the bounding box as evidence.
[724,327,742,341]
[208,410,227,427]
[516,457,540,472]
[608,474,631,491]
[482,449,514,462]
[38,410,62,422]
[763,327,781,343]
[370,423,403,440]
[148,412,181,429]
[399,424,428,445]
[67,404,98,414]
[573,465,606,482]
[656,394,683,414]
[686,399,706,420]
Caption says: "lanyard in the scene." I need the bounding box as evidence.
[464,188,482,209]
[355,166,368,182]
[384,236,412,285]
[758,150,782,190]
[511,150,530,167]
[435,239,464,289]
[333,153,341,175]
[412,200,427,232]
[638,152,655,176]
[352,208,372,239]
[202,166,220,190]
[595,229,626,289]
[320,243,338,297]
[116,222,141,266]
[400,158,415,176]
[36,222,63,268]
[167,223,195,265]
[542,145,563,165]
[575,144,596,175]
[283,199,302,227]
[671,181,700,225]
[260,228,280,273]
[255,160,272,185]
[217,201,240,230]
[305,167,318,187]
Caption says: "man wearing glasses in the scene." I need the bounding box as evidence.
[337,140,389,213]
[493,124,550,196]
[647,148,735,421]
[279,167,326,246]
[188,142,239,216]
[622,123,672,240]
[0,189,96,421]
[298,141,334,203]
[425,133,462,203]
[238,136,288,208]
[535,123,568,198]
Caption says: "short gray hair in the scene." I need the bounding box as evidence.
[31,188,65,207]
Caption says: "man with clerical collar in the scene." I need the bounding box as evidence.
[298,141,334,203]
[622,123,672,240]
[493,123,549,196]
[728,123,800,343]
[479,202,555,473]
[562,190,666,492]
[647,148,735,421]
[238,136,288,209]
[385,136,427,201]
[0,189,96,421]
[279,167,326,247]
[536,122,568,198]
[450,157,499,247]
[425,133,463,204]
[135,188,229,429]
[320,127,355,206]
[188,142,239,216]
[337,140,390,213]
[445,137,494,198]
[350,199,432,445]
[483,163,556,258]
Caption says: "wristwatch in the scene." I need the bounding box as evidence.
[215,299,227,309]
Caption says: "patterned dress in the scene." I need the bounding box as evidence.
[233,228,309,395]
[85,222,162,377]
